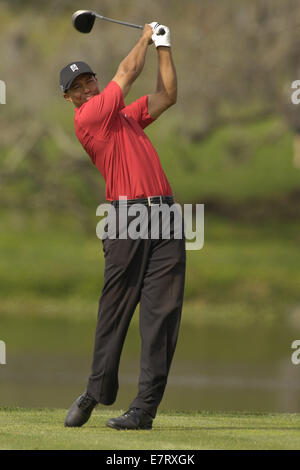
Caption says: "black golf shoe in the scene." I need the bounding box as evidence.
[64,391,97,427]
[106,408,153,430]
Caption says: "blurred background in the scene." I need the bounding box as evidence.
[1,0,300,413]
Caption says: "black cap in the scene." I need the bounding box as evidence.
[59,61,96,93]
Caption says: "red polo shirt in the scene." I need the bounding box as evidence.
[74,80,173,201]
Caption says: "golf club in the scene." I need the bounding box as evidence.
[72,10,165,35]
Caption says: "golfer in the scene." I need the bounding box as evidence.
[60,23,186,430]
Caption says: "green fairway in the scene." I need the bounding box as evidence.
[0,407,300,450]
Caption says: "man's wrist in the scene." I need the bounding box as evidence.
[157,46,173,60]
[139,37,150,49]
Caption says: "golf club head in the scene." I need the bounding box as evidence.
[72,10,96,33]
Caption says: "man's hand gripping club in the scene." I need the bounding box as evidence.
[149,22,171,48]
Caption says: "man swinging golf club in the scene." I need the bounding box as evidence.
[60,22,186,430]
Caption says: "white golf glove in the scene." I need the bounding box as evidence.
[148,22,171,48]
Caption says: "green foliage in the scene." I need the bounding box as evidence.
[1,0,300,215]
[147,117,299,204]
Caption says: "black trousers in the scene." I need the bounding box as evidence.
[87,206,186,418]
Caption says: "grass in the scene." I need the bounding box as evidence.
[2,211,300,303]
[0,407,300,450]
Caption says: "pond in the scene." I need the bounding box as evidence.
[1,315,299,413]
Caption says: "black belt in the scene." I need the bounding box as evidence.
[111,196,174,207]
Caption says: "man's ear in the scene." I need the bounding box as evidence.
[64,92,72,103]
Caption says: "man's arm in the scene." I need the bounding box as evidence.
[148,42,177,120]
[112,25,153,98]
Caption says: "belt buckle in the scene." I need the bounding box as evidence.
[148,196,162,206]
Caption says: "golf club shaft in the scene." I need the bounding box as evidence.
[94,13,143,30]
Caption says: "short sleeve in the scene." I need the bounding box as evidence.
[122,95,155,129]
[75,81,125,138]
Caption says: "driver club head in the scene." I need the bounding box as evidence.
[72,10,96,33]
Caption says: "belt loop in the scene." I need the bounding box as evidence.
[148,196,163,206]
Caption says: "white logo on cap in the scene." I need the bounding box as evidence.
[70,64,79,72]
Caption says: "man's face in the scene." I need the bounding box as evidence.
[64,73,100,108]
